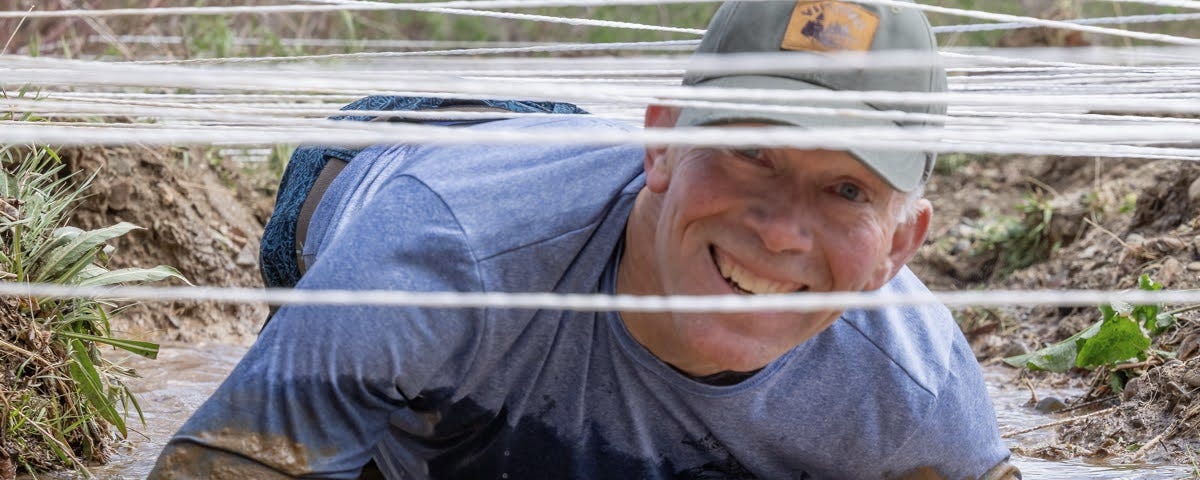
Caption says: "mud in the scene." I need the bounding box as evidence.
[914,155,1200,465]
[150,439,300,480]
[61,145,274,345]
[1059,357,1200,463]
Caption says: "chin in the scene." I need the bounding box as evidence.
[678,312,831,373]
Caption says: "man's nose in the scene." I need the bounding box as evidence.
[746,200,815,254]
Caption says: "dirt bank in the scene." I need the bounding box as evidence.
[64,146,274,345]
[914,155,1200,464]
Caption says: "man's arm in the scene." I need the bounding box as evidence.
[882,355,1017,480]
[151,441,297,480]
[150,176,486,478]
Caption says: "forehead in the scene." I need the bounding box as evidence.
[692,121,897,189]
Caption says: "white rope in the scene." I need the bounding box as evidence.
[6,0,1199,46]
[90,35,690,52]
[0,0,727,19]
[3,281,1200,313]
[2,92,363,103]
[952,83,1200,95]
[132,41,701,65]
[951,71,1200,84]
[1106,0,1200,9]
[9,59,1200,115]
[933,12,1200,34]
[13,92,1200,130]
[5,120,1199,161]
[10,91,1200,143]
[14,96,1200,131]
[949,109,1200,126]
[16,47,1200,74]
[292,0,706,35]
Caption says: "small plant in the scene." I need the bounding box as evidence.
[933,153,986,175]
[1005,274,1176,392]
[971,194,1059,276]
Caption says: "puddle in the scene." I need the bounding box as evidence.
[985,368,1193,479]
[27,345,1196,479]
[25,343,247,480]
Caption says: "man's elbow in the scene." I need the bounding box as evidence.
[149,441,296,480]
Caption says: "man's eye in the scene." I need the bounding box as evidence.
[731,148,768,166]
[836,182,864,202]
[733,148,763,159]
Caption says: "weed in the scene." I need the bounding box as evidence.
[971,194,1059,277]
[1119,193,1138,215]
[934,153,986,175]
[1005,274,1177,392]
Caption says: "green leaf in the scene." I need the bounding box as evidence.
[57,330,158,359]
[26,226,83,267]
[67,339,126,437]
[1134,303,1159,330]
[35,222,142,283]
[1138,274,1162,291]
[74,264,107,281]
[1004,322,1101,372]
[1076,314,1151,368]
[75,265,189,287]
[46,246,104,284]
[122,385,147,428]
[1110,371,1126,394]
[1100,304,1117,321]
[1147,310,1176,334]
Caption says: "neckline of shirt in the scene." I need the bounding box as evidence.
[600,235,807,398]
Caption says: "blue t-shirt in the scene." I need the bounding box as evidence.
[162,116,1010,479]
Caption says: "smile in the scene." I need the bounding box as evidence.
[711,247,807,295]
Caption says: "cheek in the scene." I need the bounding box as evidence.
[660,158,749,232]
[825,221,892,288]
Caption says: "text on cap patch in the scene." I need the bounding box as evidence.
[782,1,879,52]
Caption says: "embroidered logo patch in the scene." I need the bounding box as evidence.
[781,1,879,52]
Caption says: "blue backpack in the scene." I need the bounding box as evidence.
[259,96,588,290]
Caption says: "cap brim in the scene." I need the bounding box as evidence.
[675,75,929,193]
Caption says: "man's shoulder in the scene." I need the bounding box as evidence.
[832,268,975,395]
[399,116,646,260]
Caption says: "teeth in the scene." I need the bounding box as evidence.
[714,249,802,295]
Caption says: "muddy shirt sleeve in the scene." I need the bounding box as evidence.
[151,176,485,479]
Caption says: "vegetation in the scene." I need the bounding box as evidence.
[0,94,186,476]
[1005,274,1177,392]
[972,195,1059,277]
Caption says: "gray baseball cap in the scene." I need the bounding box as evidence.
[676,0,947,193]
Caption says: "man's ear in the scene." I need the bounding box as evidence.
[871,198,932,289]
[643,105,680,194]
[645,104,679,128]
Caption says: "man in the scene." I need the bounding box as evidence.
[152,1,1018,479]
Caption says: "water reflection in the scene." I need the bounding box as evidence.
[32,344,1194,479]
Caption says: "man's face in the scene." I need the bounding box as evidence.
[626,127,929,373]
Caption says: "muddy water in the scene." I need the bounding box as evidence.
[52,345,1194,479]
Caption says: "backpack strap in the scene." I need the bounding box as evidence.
[294,155,348,274]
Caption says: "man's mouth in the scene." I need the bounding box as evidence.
[711,247,807,295]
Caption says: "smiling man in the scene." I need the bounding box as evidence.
[153,2,1016,479]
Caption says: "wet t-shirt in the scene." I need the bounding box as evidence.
[166,116,1011,479]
